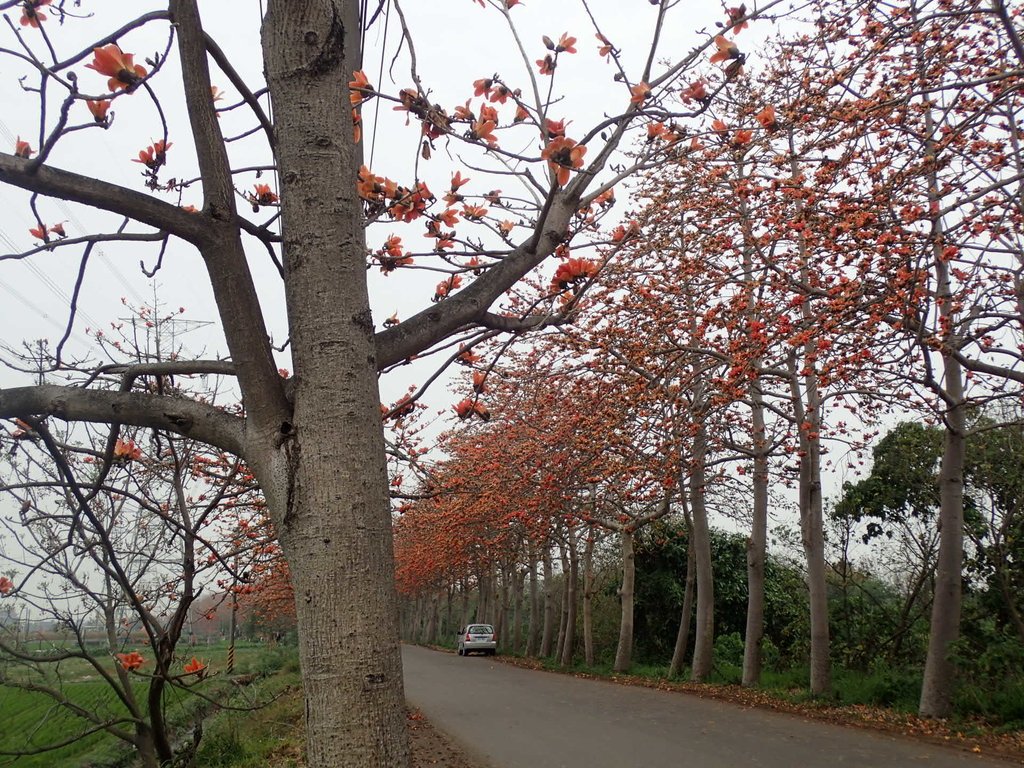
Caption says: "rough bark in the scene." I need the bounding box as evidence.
[261,3,409,764]
[612,528,636,673]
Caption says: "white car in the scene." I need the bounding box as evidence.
[457,624,497,656]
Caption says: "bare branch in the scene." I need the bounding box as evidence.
[0,385,247,457]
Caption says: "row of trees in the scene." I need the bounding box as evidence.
[393,0,1024,723]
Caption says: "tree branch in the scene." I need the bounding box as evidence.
[0,385,247,457]
[375,194,577,367]
[0,153,213,246]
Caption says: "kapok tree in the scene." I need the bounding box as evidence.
[0,1,785,764]
[796,0,1024,715]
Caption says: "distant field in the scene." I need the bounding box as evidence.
[0,641,277,767]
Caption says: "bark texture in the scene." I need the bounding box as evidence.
[261,2,409,764]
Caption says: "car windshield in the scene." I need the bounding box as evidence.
[468,625,492,634]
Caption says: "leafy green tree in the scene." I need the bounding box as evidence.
[834,423,943,543]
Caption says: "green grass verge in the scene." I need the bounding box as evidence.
[0,641,282,767]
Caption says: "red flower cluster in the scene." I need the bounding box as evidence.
[113,439,142,461]
[20,0,51,28]
[86,44,148,93]
[454,398,490,421]
[551,257,598,291]
[133,140,171,171]
[116,651,145,671]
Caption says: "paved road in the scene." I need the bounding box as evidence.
[402,645,1016,768]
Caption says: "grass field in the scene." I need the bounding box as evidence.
[0,640,288,767]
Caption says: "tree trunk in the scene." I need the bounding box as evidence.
[788,139,831,698]
[477,570,491,624]
[613,527,636,673]
[789,352,831,696]
[918,67,966,717]
[560,527,579,667]
[668,509,696,678]
[555,538,570,662]
[582,528,596,667]
[261,5,410,763]
[742,377,769,687]
[494,569,507,650]
[527,548,540,657]
[426,592,439,645]
[540,546,555,657]
[919,383,966,716]
[511,566,524,654]
[460,577,470,630]
[444,585,454,640]
[689,422,715,683]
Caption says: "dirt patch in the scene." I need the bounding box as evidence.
[408,707,486,768]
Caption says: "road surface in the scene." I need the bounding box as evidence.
[402,645,1016,768]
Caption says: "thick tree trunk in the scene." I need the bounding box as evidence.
[261,4,409,765]
[413,597,426,643]
[425,592,439,645]
[477,569,491,624]
[689,423,715,683]
[445,586,454,640]
[540,546,555,657]
[613,528,636,673]
[668,510,696,678]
